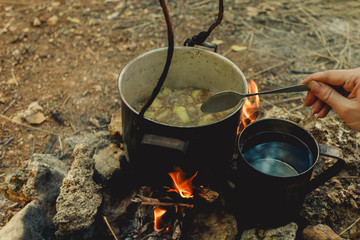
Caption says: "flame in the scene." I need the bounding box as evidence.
[237,79,260,134]
[168,167,197,198]
[154,207,167,231]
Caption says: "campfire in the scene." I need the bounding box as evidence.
[114,80,261,239]
[167,167,197,199]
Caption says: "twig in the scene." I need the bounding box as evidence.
[334,176,358,179]
[263,96,305,106]
[11,71,18,86]
[2,135,14,147]
[44,134,57,154]
[298,6,340,66]
[61,95,71,108]
[141,202,194,208]
[191,0,213,8]
[237,17,270,39]
[31,137,35,155]
[0,0,47,5]
[103,216,118,240]
[247,62,286,79]
[59,137,63,153]
[0,18,14,35]
[132,196,194,208]
[0,135,14,161]
[289,105,303,112]
[1,99,16,114]
[336,22,351,69]
[0,114,63,136]
[339,216,360,236]
[290,70,315,74]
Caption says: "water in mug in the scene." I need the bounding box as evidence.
[242,139,313,177]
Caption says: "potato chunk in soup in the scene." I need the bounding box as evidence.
[134,87,234,127]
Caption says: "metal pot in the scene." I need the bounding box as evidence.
[228,118,345,228]
[118,47,247,186]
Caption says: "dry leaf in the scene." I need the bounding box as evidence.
[13,102,46,125]
[66,16,81,24]
[211,39,224,45]
[258,3,276,12]
[246,6,259,17]
[231,45,247,52]
[24,112,46,125]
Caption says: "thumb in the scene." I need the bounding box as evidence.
[308,81,349,113]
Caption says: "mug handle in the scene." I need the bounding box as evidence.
[306,144,346,194]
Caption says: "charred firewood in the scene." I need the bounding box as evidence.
[132,195,194,208]
[197,186,219,203]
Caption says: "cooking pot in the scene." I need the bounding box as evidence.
[118,47,247,186]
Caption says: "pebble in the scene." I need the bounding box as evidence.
[46,15,59,26]
[33,17,41,27]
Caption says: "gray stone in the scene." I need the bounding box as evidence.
[0,200,46,240]
[1,154,68,205]
[64,131,111,156]
[94,143,124,181]
[240,222,298,240]
[53,143,102,239]
[303,224,342,240]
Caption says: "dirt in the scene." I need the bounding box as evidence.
[0,0,359,238]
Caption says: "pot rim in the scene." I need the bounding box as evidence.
[237,118,320,178]
[117,46,248,129]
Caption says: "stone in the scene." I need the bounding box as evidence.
[240,222,298,240]
[13,102,46,125]
[64,131,111,156]
[94,143,124,182]
[108,110,122,139]
[188,211,238,240]
[53,143,102,239]
[24,112,46,125]
[0,154,68,205]
[46,15,59,26]
[0,200,46,240]
[33,17,41,27]
[303,224,342,240]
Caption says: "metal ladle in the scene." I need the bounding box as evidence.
[201,84,310,114]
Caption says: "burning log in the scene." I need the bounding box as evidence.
[132,195,194,208]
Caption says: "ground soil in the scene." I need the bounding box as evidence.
[0,0,359,239]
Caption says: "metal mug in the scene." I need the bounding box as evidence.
[227,118,345,228]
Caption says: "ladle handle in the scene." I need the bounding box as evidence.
[246,84,310,97]
[305,144,346,194]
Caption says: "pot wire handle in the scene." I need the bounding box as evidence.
[184,0,223,52]
[306,144,346,194]
[137,0,174,127]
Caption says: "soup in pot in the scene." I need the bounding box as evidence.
[134,87,234,127]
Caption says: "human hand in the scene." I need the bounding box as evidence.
[301,68,360,132]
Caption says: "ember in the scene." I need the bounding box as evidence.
[167,167,197,199]
[238,79,260,134]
